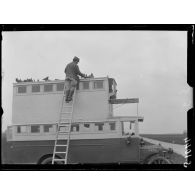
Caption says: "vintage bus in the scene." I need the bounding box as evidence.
[2,77,173,164]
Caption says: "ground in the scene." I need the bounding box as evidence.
[140,134,186,145]
[141,134,186,164]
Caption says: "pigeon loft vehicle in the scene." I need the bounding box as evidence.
[3,77,173,164]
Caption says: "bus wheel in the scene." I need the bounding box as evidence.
[147,155,172,164]
[40,156,63,164]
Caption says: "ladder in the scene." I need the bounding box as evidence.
[52,83,76,164]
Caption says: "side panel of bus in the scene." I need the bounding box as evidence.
[3,138,140,164]
[3,140,54,164]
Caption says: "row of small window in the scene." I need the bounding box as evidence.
[17,80,104,94]
[17,125,53,133]
[16,122,116,134]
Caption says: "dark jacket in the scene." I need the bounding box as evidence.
[65,61,85,83]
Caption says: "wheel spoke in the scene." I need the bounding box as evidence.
[149,157,171,164]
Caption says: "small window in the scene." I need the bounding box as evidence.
[57,83,64,91]
[32,85,40,92]
[83,82,90,90]
[109,123,116,130]
[94,81,103,89]
[122,121,135,135]
[95,123,104,131]
[44,84,53,92]
[18,86,27,93]
[84,123,90,128]
[44,125,53,133]
[17,126,21,133]
[109,78,114,93]
[71,124,79,132]
[31,125,40,133]
[17,126,27,133]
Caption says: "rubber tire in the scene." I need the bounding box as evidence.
[147,155,172,164]
[40,156,63,164]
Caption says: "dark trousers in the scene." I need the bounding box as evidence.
[65,78,77,100]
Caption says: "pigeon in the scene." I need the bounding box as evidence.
[87,73,94,78]
[16,78,22,83]
[43,76,49,81]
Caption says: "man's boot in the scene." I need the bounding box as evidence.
[68,90,75,102]
[65,90,70,102]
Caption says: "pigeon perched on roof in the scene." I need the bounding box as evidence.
[43,76,49,81]
[86,73,94,78]
[16,78,22,82]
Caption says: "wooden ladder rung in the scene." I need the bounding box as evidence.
[52,88,76,165]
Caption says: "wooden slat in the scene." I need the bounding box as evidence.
[109,98,139,104]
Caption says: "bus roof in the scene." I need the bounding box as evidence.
[13,77,116,86]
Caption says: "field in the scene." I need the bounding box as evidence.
[140,134,186,145]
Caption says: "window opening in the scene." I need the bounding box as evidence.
[95,123,104,131]
[94,81,103,89]
[109,123,116,130]
[71,124,79,132]
[56,83,64,91]
[44,84,53,92]
[32,85,40,92]
[17,126,27,133]
[18,86,27,93]
[84,123,90,128]
[122,121,135,135]
[44,125,53,132]
[83,81,90,90]
[31,125,40,133]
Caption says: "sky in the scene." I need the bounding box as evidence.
[2,31,191,134]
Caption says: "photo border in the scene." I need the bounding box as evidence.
[0,24,194,171]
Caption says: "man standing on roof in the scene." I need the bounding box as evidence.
[64,56,87,102]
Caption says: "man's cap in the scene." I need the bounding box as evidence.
[73,56,80,62]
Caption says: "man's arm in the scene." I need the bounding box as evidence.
[75,65,86,78]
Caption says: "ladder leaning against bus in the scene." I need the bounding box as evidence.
[52,56,92,164]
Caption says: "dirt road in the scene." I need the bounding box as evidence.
[141,137,185,157]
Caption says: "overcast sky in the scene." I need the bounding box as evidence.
[2,31,191,133]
